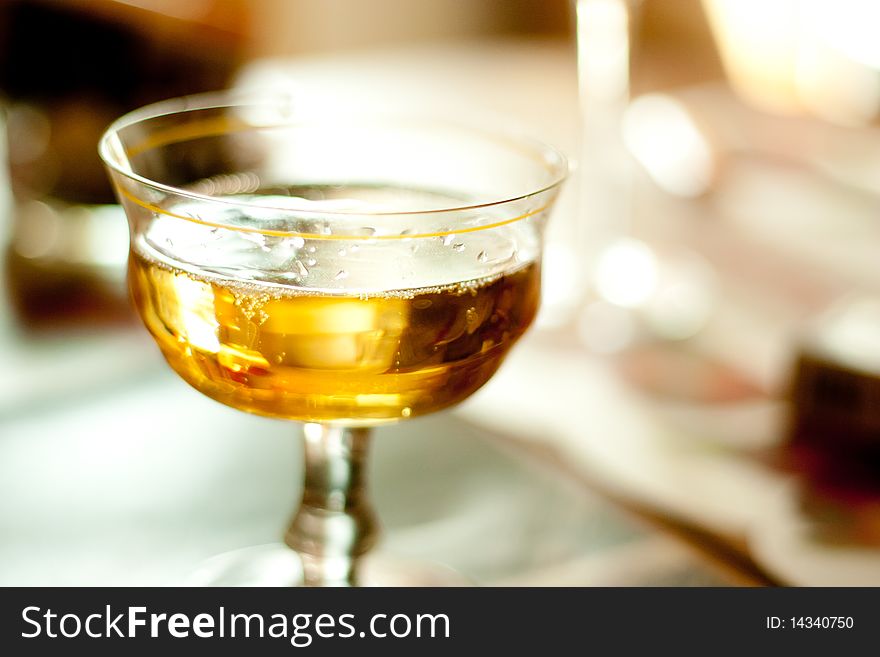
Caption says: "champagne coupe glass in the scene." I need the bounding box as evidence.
[99,92,566,586]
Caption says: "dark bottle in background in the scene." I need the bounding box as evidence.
[0,0,247,327]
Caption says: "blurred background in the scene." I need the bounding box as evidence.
[2,0,880,586]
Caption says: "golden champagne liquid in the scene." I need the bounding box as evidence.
[129,249,540,424]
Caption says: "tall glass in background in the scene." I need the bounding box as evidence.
[574,0,725,351]
[100,93,566,586]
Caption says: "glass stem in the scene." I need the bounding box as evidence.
[285,423,379,586]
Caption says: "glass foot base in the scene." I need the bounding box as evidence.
[184,543,471,587]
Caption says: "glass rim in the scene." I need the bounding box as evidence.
[98,91,568,235]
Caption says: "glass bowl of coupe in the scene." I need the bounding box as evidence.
[100,92,566,586]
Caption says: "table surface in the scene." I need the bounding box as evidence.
[0,333,735,587]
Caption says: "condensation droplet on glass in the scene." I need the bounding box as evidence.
[349,244,359,253]
[294,259,309,278]
[334,270,349,281]
[274,352,286,365]
[307,245,316,254]
[401,407,412,418]
[290,236,305,249]
[442,234,456,247]
[306,257,317,267]
[452,243,465,252]
[477,250,488,263]
[337,247,347,257]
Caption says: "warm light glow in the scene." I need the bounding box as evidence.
[703,0,880,124]
[622,95,714,198]
[594,238,658,308]
[703,0,800,114]
[794,15,880,126]
[643,253,716,341]
[13,201,60,260]
[71,205,130,268]
[809,0,880,70]
[816,297,880,373]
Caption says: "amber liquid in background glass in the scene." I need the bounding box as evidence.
[129,250,539,424]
